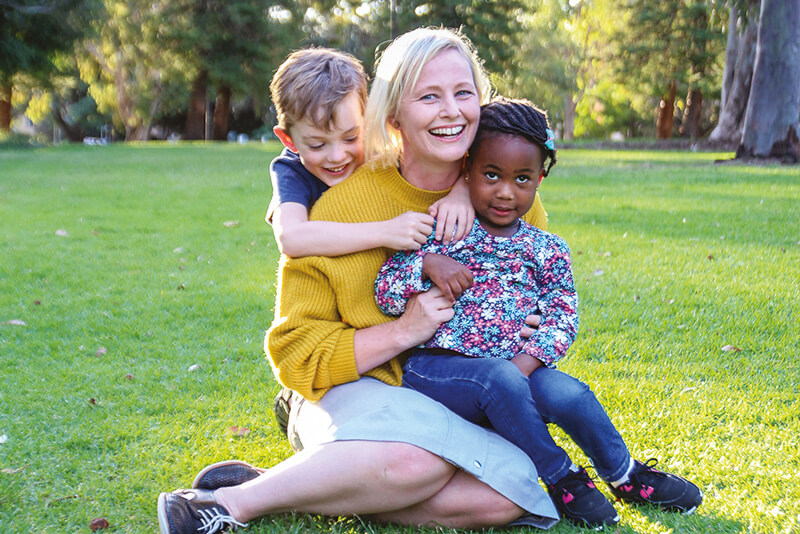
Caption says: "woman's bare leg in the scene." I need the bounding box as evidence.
[213,440,456,522]
[370,469,526,529]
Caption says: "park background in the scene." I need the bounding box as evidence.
[2,1,800,533]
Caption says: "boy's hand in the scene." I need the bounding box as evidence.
[422,253,473,303]
[429,177,474,244]
[384,211,435,251]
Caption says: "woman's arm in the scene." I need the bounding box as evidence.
[272,203,434,258]
[268,256,453,400]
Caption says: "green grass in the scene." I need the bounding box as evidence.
[1,143,798,533]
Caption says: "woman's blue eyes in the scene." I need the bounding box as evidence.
[421,90,474,101]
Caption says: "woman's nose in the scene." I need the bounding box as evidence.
[439,94,458,118]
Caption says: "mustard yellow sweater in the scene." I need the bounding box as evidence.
[266,165,548,401]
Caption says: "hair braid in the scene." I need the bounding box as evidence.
[470,97,557,177]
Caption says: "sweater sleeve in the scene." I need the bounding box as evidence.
[266,255,361,401]
[518,235,578,366]
[374,249,431,316]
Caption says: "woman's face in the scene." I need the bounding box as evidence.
[393,48,480,171]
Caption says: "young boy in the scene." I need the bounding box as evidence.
[267,48,471,258]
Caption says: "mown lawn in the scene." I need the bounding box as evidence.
[1,142,798,534]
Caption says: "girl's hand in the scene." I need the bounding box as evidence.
[510,353,544,377]
[429,177,474,244]
[422,253,473,303]
[519,314,541,339]
[395,286,454,346]
[382,211,435,251]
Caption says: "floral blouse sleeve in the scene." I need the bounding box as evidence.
[519,235,579,366]
[374,231,445,316]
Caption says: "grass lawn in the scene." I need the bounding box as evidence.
[1,142,798,533]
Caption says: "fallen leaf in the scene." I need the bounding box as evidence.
[55,229,69,237]
[89,398,96,405]
[1,466,23,474]
[89,517,110,531]
[0,434,7,444]
[228,426,251,437]
[223,220,240,228]
[188,364,200,372]
[721,344,742,352]
[707,254,714,260]
[177,283,186,290]
[173,246,186,254]
[124,374,134,380]
[3,319,26,326]
[34,300,41,305]
[95,347,107,357]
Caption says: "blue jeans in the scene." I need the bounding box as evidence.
[402,349,631,485]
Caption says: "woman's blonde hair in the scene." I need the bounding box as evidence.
[364,27,492,168]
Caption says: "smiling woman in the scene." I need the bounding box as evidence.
[157,27,554,534]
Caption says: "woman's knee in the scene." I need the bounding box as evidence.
[380,442,456,491]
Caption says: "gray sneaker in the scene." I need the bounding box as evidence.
[157,488,247,534]
[192,460,264,490]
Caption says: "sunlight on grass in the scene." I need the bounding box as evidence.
[1,144,798,533]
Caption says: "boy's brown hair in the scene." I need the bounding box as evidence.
[270,48,368,133]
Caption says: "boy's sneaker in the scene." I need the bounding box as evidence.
[608,458,703,514]
[192,460,264,490]
[548,467,620,530]
[157,488,247,534]
[273,387,293,436]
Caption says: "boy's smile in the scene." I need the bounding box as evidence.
[468,134,544,237]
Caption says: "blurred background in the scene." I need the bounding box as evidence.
[0,0,793,151]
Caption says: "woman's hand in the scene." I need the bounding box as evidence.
[428,177,474,244]
[519,314,541,339]
[382,211,435,251]
[422,253,473,303]
[394,286,455,348]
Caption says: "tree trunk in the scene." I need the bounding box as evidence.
[710,3,759,144]
[737,0,800,162]
[656,80,677,139]
[51,98,84,142]
[0,82,12,132]
[681,87,704,139]
[184,70,208,140]
[563,93,577,141]
[212,85,231,141]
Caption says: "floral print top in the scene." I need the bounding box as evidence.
[375,219,578,367]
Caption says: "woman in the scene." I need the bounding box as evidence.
[157,27,555,534]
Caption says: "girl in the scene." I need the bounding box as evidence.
[375,98,703,530]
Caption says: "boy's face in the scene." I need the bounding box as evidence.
[468,133,544,237]
[275,91,365,187]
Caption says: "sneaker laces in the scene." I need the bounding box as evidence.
[196,506,247,534]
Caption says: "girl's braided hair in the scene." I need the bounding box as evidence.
[470,97,557,177]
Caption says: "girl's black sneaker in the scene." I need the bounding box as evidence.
[547,467,620,530]
[608,458,703,514]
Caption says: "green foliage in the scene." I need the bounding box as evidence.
[2,144,799,533]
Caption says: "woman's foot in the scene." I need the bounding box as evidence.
[608,458,703,513]
[157,489,247,534]
[547,467,620,530]
[192,460,265,490]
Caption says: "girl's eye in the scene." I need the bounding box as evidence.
[485,172,499,181]
[516,175,531,184]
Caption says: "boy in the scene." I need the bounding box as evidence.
[267,48,470,258]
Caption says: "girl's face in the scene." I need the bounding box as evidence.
[468,134,544,237]
[393,48,480,173]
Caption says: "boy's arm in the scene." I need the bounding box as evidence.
[517,235,579,367]
[428,177,474,244]
[272,203,435,258]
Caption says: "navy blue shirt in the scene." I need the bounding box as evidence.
[266,148,329,223]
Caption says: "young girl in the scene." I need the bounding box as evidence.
[375,98,703,530]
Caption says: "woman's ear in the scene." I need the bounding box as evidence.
[389,116,401,130]
[273,127,298,153]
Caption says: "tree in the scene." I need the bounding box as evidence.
[0,0,86,132]
[736,0,800,162]
[612,0,726,139]
[708,0,759,144]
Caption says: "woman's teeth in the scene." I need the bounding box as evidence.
[430,126,464,137]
